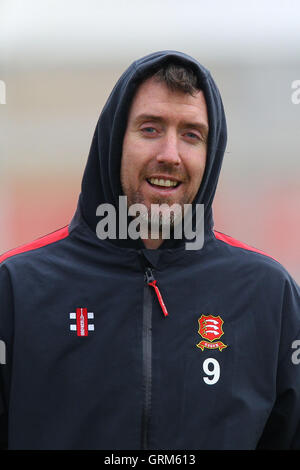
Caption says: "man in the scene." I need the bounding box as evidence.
[120,65,208,250]
[0,50,300,450]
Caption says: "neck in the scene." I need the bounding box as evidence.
[141,237,164,250]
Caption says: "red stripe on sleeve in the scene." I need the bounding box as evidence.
[214,230,278,262]
[0,226,69,264]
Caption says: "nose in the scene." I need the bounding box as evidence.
[156,132,181,165]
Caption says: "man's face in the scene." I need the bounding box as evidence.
[120,76,209,229]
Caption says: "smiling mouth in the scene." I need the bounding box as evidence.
[146,177,181,189]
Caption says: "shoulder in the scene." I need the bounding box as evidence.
[0,226,70,267]
[213,229,291,281]
[213,230,277,260]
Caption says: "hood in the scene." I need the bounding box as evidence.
[75,50,227,250]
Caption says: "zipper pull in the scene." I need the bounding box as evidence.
[145,267,169,317]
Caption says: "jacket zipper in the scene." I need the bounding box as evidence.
[141,267,168,450]
[145,268,169,317]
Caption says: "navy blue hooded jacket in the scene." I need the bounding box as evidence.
[1,51,300,450]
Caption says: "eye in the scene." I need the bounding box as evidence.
[185,131,200,140]
[141,127,157,135]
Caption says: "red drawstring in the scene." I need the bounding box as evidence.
[148,280,169,317]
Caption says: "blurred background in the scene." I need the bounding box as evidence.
[0,0,299,282]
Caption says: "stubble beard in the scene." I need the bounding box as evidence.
[124,186,190,239]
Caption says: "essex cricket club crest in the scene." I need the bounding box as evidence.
[196,315,227,351]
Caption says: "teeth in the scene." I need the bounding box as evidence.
[148,178,179,187]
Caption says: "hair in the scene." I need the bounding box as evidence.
[149,63,201,96]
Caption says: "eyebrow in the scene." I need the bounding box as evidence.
[133,113,209,139]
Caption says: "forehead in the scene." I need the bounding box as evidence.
[127,76,208,125]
